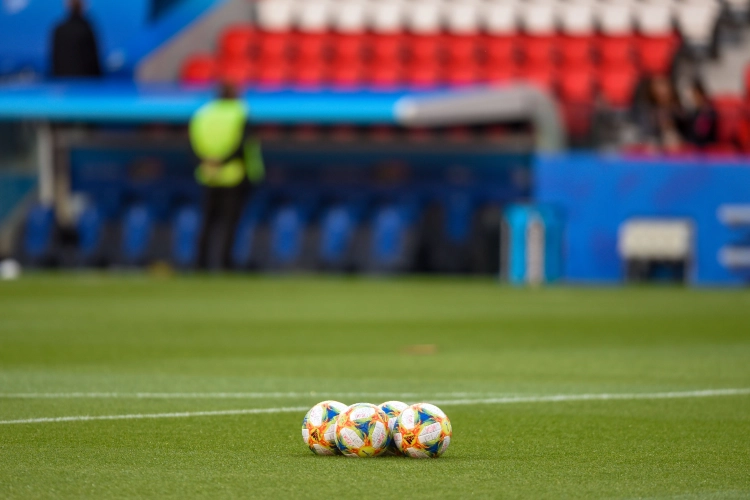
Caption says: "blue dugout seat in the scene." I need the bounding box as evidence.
[172,206,202,268]
[231,192,271,269]
[268,197,318,269]
[366,199,422,272]
[120,204,153,265]
[22,204,56,265]
[76,204,105,265]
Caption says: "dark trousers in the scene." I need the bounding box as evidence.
[197,182,250,270]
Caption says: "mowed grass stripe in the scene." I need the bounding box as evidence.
[2,388,748,426]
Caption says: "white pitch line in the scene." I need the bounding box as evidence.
[0,406,310,426]
[0,391,486,400]
[429,388,750,407]
[0,388,748,426]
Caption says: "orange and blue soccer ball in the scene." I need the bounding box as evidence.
[335,403,391,457]
[393,403,452,458]
[378,401,409,455]
[301,400,348,455]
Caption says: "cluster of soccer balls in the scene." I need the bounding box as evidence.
[301,400,452,458]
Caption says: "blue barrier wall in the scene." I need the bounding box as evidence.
[0,0,223,77]
[536,154,750,286]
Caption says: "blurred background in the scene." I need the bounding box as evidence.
[1,0,749,285]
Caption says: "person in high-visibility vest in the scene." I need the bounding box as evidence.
[190,83,265,269]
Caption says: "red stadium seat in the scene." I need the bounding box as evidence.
[369,58,404,87]
[181,54,217,84]
[523,36,557,65]
[714,95,745,144]
[409,34,443,63]
[258,31,292,61]
[599,35,634,65]
[518,63,557,92]
[371,33,406,62]
[637,35,678,76]
[447,59,481,86]
[217,57,255,86]
[406,59,442,88]
[483,35,517,65]
[294,58,329,86]
[332,33,367,63]
[294,32,330,61]
[745,65,750,101]
[330,60,365,86]
[445,34,480,63]
[599,64,638,108]
[256,59,289,86]
[561,36,593,66]
[219,25,258,59]
[483,61,519,84]
[560,67,595,104]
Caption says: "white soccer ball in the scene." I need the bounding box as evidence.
[394,403,452,458]
[301,400,348,455]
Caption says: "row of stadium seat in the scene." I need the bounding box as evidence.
[181,28,678,107]
[19,192,490,273]
[252,0,739,51]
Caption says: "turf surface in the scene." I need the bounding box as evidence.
[1,274,749,498]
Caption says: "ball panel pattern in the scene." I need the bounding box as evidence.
[335,403,392,458]
[301,400,348,455]
[394,403,452,458]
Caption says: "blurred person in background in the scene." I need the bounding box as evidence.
[682,79,718,149]
[638,76,686,153]
[190,82,265,270]
[51,0,102,78]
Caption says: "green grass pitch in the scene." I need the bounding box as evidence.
[1,274,749,498]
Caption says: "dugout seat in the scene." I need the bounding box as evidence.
[172,206,202,269]
[76,204,106,266]
[120,204,153,266]
[20,204,56,266]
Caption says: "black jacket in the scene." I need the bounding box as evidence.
[51,13,102,77]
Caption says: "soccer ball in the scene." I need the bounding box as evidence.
[335,403,391,457]
[301,400,348,455]
[378,401,409,455]
[393,403,452,458]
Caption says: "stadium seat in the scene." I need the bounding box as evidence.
[369,58,403,87]
[172,206,201,268]
[406,59,442,88]
[330,59,365,86]
[76,204,104,264]
[447,59,482,87]
[219,25,258,59]
[599,36,635,66]
[598,2,633,36]
[269,205,306,267]
[293,32,330,61]
[518,63,557,92]
[367,205,410,272]
[121,205,153,265]
[483,61,519,85]
[258,31,291,61]
[231,194,270,269]
[408,33,443,63]
[560,67,596,105]
[22,204,56,264]
[256,0,295,32]
[445,192,474,244]
[484,35,517,65]
[635,2,674,37]
[714,95,746,145]
[523,36,557,65]
[294,57,329,86]
[676,1,721,54]
[256,58,290,86]
[371,33,406,61]
[318,205,357,269]
[445,34,480,63]
[218,57,255,86]
[181,54,216,84]
[332,32,367,63]
[370,1,406,34]
[599,64,638,108]
[481,1,518,35]
[561,36,593,66]
[559,2,595,36]
[638,35,678,76]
